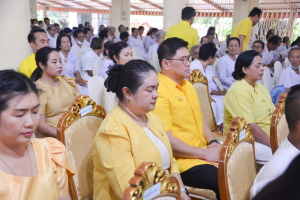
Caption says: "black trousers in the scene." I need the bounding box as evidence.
[180,164,220,200]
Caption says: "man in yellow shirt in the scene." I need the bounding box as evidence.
[231,7,262,54]
[165,7,198,52]
[152,37,221,198]
[19,29,50,78]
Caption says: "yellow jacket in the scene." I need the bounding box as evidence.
[92,105,179,200]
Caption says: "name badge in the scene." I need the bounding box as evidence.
[80,105,93,117]
[143,182,161,200]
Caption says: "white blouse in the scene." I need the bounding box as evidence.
[278,66,300,88]
[144,122,170,173]
[216,54,237,90]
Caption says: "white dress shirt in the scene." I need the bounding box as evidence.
[217,42,227,57]
[81,50,100,81]
[250,137,300,198]
[278,66,300,88]
[151,43,159,57]
[216,54,237,90]
[115,34,121,42]
[144,121,171,173]
[128,35,149,61]
[47,34,57,48]
[143,35,156,53]
[83,38,91,48]
[70,42,90,54]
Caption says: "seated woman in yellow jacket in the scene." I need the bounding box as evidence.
[0,70,75,200]
[223,50,275,165]
[30,47,79,138]
[93,60,190,200]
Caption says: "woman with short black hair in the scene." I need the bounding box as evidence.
[223,50,275,164]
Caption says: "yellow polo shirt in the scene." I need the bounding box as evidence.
[152,73,208,173]
[165,21,198,52]
[223,79,275,141]
[230,17,252,52]
[18,53,37,78]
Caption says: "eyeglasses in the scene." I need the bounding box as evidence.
[252,45,262,49]
[166,55,191,65]
[77,36,84,39]
[193,52,199,55]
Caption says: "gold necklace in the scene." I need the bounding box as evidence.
[0,144,33,177]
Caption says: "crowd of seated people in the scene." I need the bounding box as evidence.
[4,8,299,199]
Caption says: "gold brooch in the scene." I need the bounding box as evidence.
[64,59,67,63]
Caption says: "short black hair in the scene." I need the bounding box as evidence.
[248,7,262,17]
[64,28,72,34]
[84,28,91,34]
[118,24,124,32]
[98,29,108,39]
[90,37,104,50]
[104,60,156,101]
[285,85,300,132]
[138,26,144,30]
[266,32,274,40]
[0,70,39,116]
[84,22,90,27]
[200,36,207,43]
[27,29,46,44]
[73,29,84,38]
[131,28,137,33]
[54,23,59,27]
[44,17,50,22]
[31,19,38,24]
[206,32,214,37]
[38,21,43,25]
[253,40,265,49]
[56,34,72,51]
[227,37,240,48]
[181,6,196,20]
[78,24,84,29]
[283,36,289,44]
[232,50,261,80]
[199,42,217,61]
[267,35,281,45]
[291,37,300,47]
[207,27,215,33]
[120,31,129,40]
[157,37,188,68]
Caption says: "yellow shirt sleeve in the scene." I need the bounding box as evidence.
[18,61,32,78]
[95,125,135,199]
[239,19,252,37]
[225,90,255,125]
[38,91,47,115]
[152,95,172,132]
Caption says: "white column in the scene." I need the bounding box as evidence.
[163,0,187,32]
[111,0,130,29]
[29,0,37,19]
[0,0,31,70]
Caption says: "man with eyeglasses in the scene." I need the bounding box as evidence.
[231,7,262,54]
[70,29,90,54]
[252,40,265,54]
[152,37,221,199]
[190,45,200,61]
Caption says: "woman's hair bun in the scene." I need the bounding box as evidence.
[104,64,123,93]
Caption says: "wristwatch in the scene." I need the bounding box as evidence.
[209,139,219,145]
[180,188,189,196]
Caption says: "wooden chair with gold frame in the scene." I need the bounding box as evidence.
[123,162,181,200]
[270,92,288,154]
[57,95,106,200]
[218,117,257,200]
[189,69,223,143]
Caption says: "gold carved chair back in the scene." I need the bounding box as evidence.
[123,162,181,200]
[219,117,257,200]
[57,95,106,200]
[270,92,288,154]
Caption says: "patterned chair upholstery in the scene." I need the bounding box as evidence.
[270,92,288,154]
[219,117,257,200]
[57,95,106,200]
[123,162,180,200]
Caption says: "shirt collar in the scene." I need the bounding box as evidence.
[179,21,191,27]
[158,72,187,92]
[241,78,258,91]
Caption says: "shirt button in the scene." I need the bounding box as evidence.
[179,96,182,101]
[263,99,265,102]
